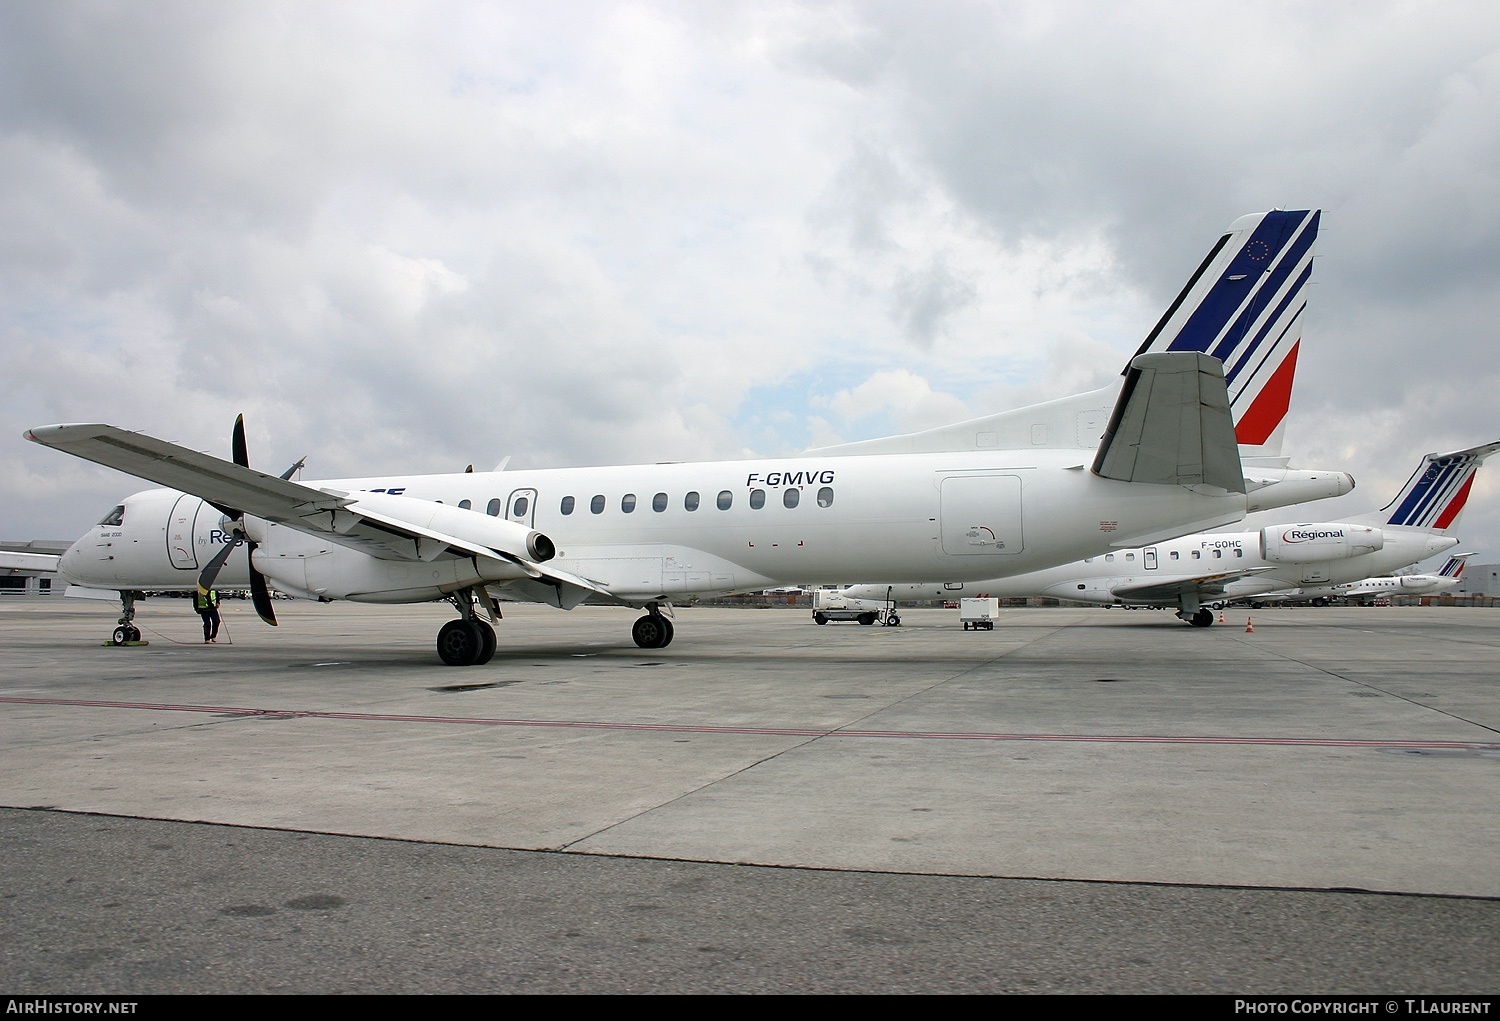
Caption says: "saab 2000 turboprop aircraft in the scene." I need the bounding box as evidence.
[29,210,1341,664]
[845,441,1498,625]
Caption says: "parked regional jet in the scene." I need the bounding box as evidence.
[844,441,1498,626]
[28,210,1338,662]
[1275,552,1474,606]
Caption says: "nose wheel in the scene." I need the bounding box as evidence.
[107,591,146,646]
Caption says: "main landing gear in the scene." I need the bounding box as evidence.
[1177,607,1215,628]
[436,588,498,666]
[631,604,675,649]
[109,590,145,646]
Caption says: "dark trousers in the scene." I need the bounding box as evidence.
[199,608,220,641]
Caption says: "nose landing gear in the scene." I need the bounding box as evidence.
[107,591,146,646]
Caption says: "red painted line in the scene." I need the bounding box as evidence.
[4,696,1497,752]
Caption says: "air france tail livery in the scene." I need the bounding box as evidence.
[29,210,1334,663]
[845,441,1498,626]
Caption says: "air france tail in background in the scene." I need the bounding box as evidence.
[1377,441,1500,531]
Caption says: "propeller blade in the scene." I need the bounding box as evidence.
[197,537,240,594]
[232,414,249,468]
[248,545,278,627]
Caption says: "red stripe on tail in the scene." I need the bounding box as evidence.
[1433,473,1475,530]
[1234,341,1299,446]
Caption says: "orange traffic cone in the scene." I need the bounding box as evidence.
[1245,618,1255,633]
[1218,609,1225,624]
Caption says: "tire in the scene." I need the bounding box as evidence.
[437,619,482,666]
[887,614,901,627]
[814,613,828,625]
[632,614,669,649]
[473,620,497,665]
[1192,609,1213,627]
[112,625,130,646]
[858,613,876,625]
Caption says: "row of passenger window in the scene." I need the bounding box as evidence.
[448,487,838,520]
[1087,548,1244,562]
[561,487,835,515]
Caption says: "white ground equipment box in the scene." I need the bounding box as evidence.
[959,597,1000,630]
[811,588,901,627]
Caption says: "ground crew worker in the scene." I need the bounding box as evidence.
[194,587,220,644]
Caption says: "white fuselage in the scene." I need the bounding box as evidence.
[844,526,1458,606]
[59,449,1247,604]
[1327,574,1461,599]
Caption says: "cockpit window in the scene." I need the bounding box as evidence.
[98,505,125,527]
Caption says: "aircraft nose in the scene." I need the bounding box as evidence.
[57,538,95,586]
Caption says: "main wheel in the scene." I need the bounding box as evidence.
[632,614,671,649]
[437,619,483,666]
[112,625,130,646]
[814,612,828,625]
[473,620,497,665]
[1191,609,1214,627]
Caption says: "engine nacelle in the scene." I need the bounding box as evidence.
[244,491,560,602]
[1242,468,1356,514]
[1259,523,1384,563]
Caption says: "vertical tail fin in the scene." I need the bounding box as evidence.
[1378,441,1500,532]
[1133,209,1320,457]
[1438,553,1475,578]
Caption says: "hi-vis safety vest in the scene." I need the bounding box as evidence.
[194,589,218,612]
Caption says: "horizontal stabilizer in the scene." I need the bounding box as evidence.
[1091,353,1244,492]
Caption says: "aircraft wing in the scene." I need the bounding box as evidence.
[1106,567,1279,605]
[26,423,351,521]
[0,551,60,573]
[23,423,610,601]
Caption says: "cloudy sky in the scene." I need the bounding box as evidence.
[4,1,1499,568]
